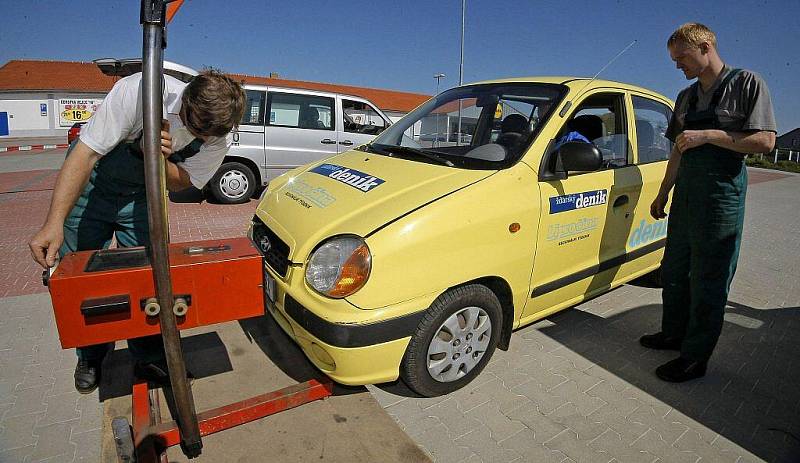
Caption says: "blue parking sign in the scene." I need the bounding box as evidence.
[40,103,47,116]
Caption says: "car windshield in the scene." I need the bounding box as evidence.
[364,83,565,169]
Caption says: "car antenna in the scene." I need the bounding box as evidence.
[559,40,637,117]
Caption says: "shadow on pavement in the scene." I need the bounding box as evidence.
[539,300,800,462]
[97,331,232,401]
[238,314,365,396]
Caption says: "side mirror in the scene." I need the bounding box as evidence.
[558,141,602,172]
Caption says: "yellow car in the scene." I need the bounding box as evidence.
[250,77,674,396]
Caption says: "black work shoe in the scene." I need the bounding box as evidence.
[655,357,707,383]
[134,362,194,386]
[74,359,101,394]
[639,332,682,350]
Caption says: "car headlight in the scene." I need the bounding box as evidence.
[306,236,371,298]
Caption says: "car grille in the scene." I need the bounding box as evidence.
[251,217,291,277]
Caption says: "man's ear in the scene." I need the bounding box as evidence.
[699,42,711,54]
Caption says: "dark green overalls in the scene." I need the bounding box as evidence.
[660,69,746,362]
[61,136,202,363]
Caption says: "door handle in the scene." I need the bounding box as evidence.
[339,140,354,146]
[320,139,336,145]
[613,195,629,207]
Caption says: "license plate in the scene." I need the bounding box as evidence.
[264,267,276,303]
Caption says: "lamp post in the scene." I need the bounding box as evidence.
[434,73,446,95]
[457,0,465,145]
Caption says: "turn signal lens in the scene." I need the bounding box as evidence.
[306,236,371,298]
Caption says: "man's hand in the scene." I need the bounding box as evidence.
[650,192,669,220]
[29,222,64,268]
[139,119,173,157]
[675,129,707,153]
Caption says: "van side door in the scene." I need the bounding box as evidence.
[338,97,390,152]
[263,90,338,180]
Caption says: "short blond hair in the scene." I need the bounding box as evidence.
[668,22,717,49]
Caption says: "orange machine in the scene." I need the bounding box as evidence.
[47,237,265,349]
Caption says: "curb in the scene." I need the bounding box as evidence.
[0,144,69,153]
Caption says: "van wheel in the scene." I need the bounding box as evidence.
[401,284,501,397]
[209,162,256,204]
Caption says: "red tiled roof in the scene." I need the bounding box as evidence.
[0,60,430,113]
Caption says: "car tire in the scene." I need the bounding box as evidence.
[209,161,256,204]
[401,284,502,397]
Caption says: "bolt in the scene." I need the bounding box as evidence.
[473,352,480,359]
[466,333,473,340]
[453,339,461,347]
[453,353,460,360]
[466,347,472,354]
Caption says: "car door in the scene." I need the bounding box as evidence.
[338,96,390,152]
[524,90,642,318]
[230,88,267,177]
[263,90,338,180]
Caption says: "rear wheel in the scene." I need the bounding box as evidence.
[209,161,256,204]
[401,284,502,397]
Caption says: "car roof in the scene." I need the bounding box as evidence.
[466,76,672,104]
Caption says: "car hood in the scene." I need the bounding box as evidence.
[255,150,494,261]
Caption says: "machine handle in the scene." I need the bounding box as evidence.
[81,295,131,317]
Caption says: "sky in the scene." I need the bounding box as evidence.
[1,0,798,133]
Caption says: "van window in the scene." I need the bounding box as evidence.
[632,96,673,163]
[241,90,266,125]
[267,93,334,131]
[342,99,387,135]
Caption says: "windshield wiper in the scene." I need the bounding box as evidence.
[379,145,455,167]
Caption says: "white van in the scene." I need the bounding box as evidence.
[215,85,392,203]
[94,59,392,204]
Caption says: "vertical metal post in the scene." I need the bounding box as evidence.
[140,0,202,458]
[456,0,465,146]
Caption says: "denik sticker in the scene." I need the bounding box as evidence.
[549,190,608,214]
[310,163,385,192]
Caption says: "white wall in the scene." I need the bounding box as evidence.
[0,99,50,131]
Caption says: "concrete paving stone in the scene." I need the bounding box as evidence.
[582,366,632,393]
[516,358,569,391]
[585,382,641,417]
[74,394,101,435]
[498,428,570,463]
[548,402,609,442]
[29,420,78,462]
[492,364,538,390]
[547,380,607,417]
[403,415,444,440]
[544,429,615,463]
[629,429,700,463]
[549,363,604,393]
[0,411,44,451]
[70,428,101,463]
[36,392,80,428]
[673,428,740,463]
[587,403,649,445]
[45,374,76,399]
[0,382,18,405]
[511,381,568,415]
[5,384,51,418]
[751,425,800,462]
[453,375,531,415]
[505,402,567,444]
[463,453,483,463]
[708,433,762,463]
[0,444,35,463]
[417,422,476,463]
[620,388,672,419]
[366,385,408,409]
[463,401,527,443]
[15,362,58,392]
[454,425,524,463]
[628,404,689,446]
[587,429,658,463]
[422,397,484,440]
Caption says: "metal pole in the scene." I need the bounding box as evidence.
[456,0,465,146]
[141,0,202,457]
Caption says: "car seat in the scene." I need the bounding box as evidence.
[567,114,603,142]
[496,114,530,152]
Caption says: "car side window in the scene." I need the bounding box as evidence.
[342,99,388,135]
[557,92,629,171]
[267,92,334,131]
[632,96,673,163]
[240,90,266,125]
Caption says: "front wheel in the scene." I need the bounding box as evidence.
[401,284,502,397]
[208,161,257,204]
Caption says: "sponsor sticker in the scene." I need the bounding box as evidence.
[283,179,336,209]
[310,163,385,192]
[628,219,668,248]
[547,217,598,241]
[549,189,608,214]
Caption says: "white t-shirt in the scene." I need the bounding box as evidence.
[80,73,231,189]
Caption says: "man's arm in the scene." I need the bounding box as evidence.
[28,141,101,268]
[650,145,682,220]
[676,129,775,155]
[165,162,193,191]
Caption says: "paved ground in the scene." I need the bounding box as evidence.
[0,148,797,462]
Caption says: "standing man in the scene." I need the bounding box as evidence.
[641,23,776,382]
[29,69,246,393]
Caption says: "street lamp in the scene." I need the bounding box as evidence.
[434,73,446,94]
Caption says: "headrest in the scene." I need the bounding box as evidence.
[635,119,655,146]
[501,114,529,134]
